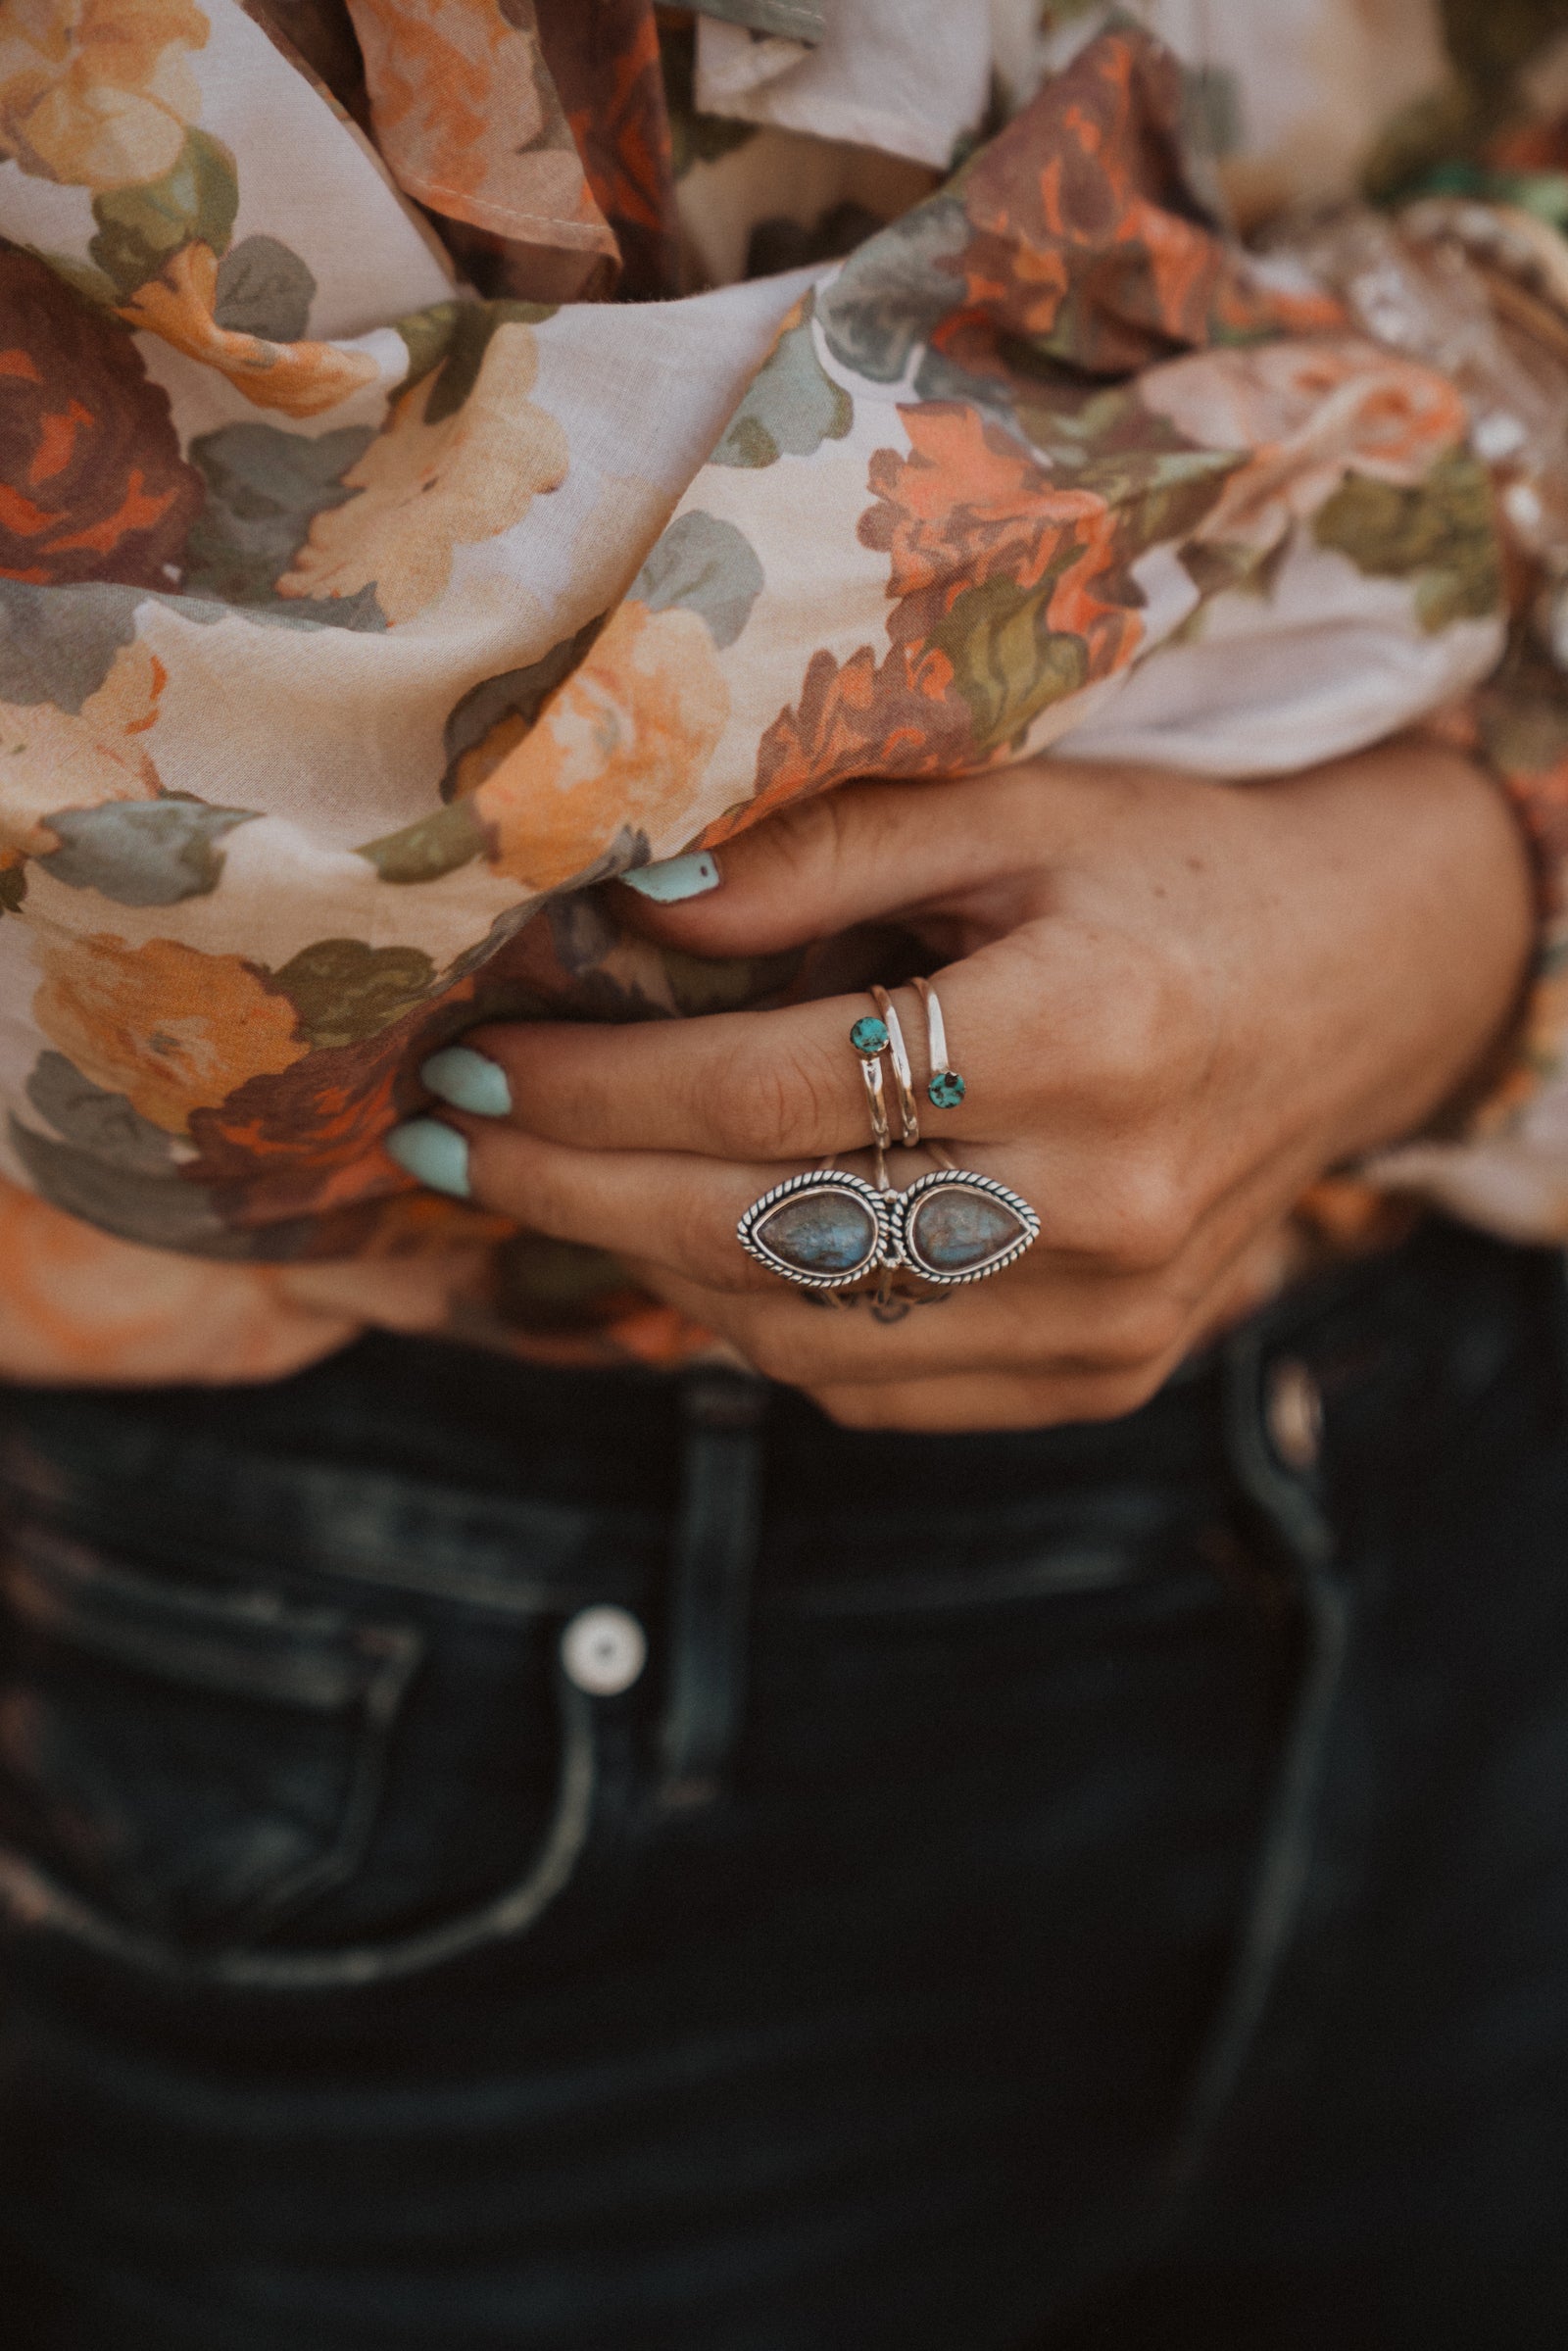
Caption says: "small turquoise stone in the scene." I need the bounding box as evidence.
[850,1015,889,1056]
[928,1070,966,1109]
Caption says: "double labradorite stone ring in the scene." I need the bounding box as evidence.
[737,1168,1040,1290]
[737,986,1039,1293]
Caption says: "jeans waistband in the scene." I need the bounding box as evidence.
[0,1219,1556,1612]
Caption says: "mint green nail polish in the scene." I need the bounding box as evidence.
[421,1046,512,1117]
[386,1118,470,1199]
[620,851,719,904]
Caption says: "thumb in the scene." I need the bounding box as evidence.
[613,772,1022,957]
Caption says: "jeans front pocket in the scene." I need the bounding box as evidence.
[0,1518,422,1955]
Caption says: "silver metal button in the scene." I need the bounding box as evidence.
[1264,1356,1323,1472]
[561,1604,647,1696]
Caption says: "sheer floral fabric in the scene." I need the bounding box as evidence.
[0,0,1565,1381]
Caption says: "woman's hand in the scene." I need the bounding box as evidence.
[395,744,1534,1429]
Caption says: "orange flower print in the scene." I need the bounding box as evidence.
[1140,338,1471,551]
[276,320,566,620]
[867,402,1136,658]
[476,599,729,891]
[1,245,203,589]
[349,0,614,257]
[936,28,1341,381]
[0,637,165,855]
[33,932,306,1134]
[746,402,1151,826]
[119,244,381,419]
[0,0,208,193]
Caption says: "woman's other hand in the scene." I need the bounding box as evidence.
[394,746,1534,1429]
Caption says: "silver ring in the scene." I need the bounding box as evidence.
[737,985,1039,1292]
[870,986,919,1147]
[737,1168,892,1290]
[912,976,966,1111]
[858,1048,893,1153]
[888,1168,1039,1287]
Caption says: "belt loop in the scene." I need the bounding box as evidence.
[1172,1322,1349,2189]
[658,1369,767,1810]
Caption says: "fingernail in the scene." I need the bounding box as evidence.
[386,1118,470,1199]
[620,851,720,904]
[421,1046,512,1117]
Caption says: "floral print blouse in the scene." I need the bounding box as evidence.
[1,0,1567,1384]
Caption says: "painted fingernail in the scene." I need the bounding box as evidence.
[420,1046,512,1117]
[620,851,720,904]
[386,1118,470,1199]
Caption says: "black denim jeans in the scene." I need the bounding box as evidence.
[1,1222,1567,2349]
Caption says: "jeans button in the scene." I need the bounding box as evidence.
[562,1604,648,1696]
[1264,1356,1324,1472]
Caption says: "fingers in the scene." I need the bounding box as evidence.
[449,1117,1196,1387]
[616,774,1031,958]
[437,900,1218,1180]
[451,964,1015,1161]
[639,1261,1192,1392]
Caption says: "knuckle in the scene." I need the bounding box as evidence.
[668,1187,750,1290]
[741,1316,821,1389]
[1078,1285,1188,1373]
[1070,1359,1171,1425]
[714,1036,833,1161]
[1056,933,1207,1113]
[809,1385,888,1430]
[1061,1158,1194,1272]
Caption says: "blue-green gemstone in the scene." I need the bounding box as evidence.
[850,1015,889,1056]
[928,1070,966,1109]
[908,1190,1021,1272]
[756,1193,876,1276]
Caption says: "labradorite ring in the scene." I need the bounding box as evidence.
[737,1169,892,1290]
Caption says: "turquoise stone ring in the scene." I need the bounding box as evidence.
[849,1015,889,1056]
[927,1070,966,1109]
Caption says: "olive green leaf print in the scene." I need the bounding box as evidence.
[630,511,763,647]
[817,196,970,385]
[183,423,384,619]
[213,236,318,341]
[270,940,441,1049]
[441,615,608,803]
[1313,449,1502,632]
[0,581,140,713]
[357,802,493,887]
[710,292,854,466]
[88,128,240,301]
[9,1116,237,1250]
[25,1053,178,1177]
[394,299,560,421]
[36,799,262,906]
[12,1056,238,1252]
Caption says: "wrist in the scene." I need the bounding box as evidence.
[1250,739,1536,1169]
